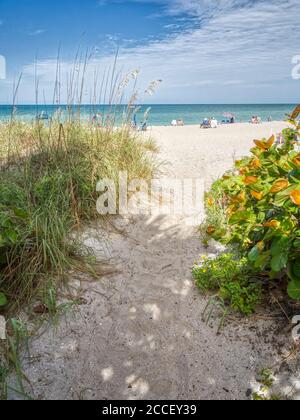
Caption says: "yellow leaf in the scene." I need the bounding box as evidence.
[292,153,300,166]
[250,158,261,169]
[263,220,280,228]
[254,136,274,151]
[251,190,263,200]
[207,197,214,206]
[290,190,300,205]
[254,140,267,150]
[244,176,259,185]
[231,192,246,204]
[239,167,248,175]
[290,104,300,120]
[206,226,216,235]
[267,135,275,148]
[257,241,264,251]
[270,179,289,193]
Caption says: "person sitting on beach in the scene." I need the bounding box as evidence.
[251,116,261,124]
[201,118,211,129]
[138,122,148,132]
[92,113,103,127]
[171,119,178,126]
[177,119,184,126]
[210,117,218,129]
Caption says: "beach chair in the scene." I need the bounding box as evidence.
[201,120,211,129]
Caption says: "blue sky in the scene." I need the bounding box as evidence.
[0,0,299,104]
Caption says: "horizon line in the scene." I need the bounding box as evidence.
[0,103,298,106]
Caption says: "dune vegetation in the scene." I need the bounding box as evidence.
[195,105,300,315]
[0,117,156,314]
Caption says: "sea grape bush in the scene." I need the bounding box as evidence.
[204,105,300,301]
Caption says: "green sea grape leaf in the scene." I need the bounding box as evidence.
[271,237,289,257]
[288,280,300,300]
[271,253,288,272]
[0,293,7,307]
[292,260,300,277]
[248,246,260,262]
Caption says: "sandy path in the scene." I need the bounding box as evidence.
[19,122,294,400]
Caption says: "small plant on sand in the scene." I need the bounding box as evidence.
[252,368,283,400]
[201,105,300,307]
[193,254,262,315]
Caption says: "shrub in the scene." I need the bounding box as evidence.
[203,105,300,302]
[219,281,261,315]
[193,253,262,315]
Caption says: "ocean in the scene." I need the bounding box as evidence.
[0,104,296,126]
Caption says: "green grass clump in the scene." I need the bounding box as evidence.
[219,280,261,316]
[193,253,262,315]
[0,121,156,313]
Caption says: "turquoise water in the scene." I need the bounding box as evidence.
[0,104,296,126]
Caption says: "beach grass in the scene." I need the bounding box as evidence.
[0,118,156,314]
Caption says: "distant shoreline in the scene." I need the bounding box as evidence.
[149,120,286,128]
[0,103,297,106]
[0,104,295,126]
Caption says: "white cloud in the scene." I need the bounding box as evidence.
[2,0,300,103]
[28,29,46,36]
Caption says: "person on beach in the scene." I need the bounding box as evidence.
[210,117,218,128]
[171,119,177,126]
[138,121,148,131]
[201,118,211,128]
[92,113,103,127]
[251,116,261,124]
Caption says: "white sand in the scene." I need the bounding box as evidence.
[16,121,299,401]
[148,122,288,182]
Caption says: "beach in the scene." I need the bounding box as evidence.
[17,119,299,401]
[2,0,299,403]
[149,121,288,181]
